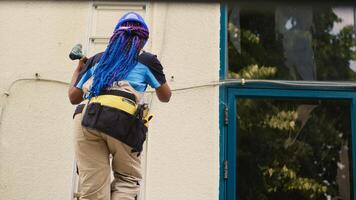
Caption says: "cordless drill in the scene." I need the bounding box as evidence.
[69,44,84,60]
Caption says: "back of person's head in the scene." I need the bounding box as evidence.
[89,12,149,98]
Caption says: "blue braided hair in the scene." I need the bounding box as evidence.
[88,21,149,98]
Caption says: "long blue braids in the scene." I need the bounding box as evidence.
[88,22,149,98]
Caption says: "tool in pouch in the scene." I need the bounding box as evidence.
[81,94,152,155]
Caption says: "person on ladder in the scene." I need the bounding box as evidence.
[68,12,171,200]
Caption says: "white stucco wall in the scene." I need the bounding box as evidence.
[0,1,220,200]
[146,3,220,200]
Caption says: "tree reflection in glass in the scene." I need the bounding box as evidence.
[236,98,352,200]
[228,5,356,81]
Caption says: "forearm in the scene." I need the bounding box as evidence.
[69,68,80,87]
[68,59,86,104]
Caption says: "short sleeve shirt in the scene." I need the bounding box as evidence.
[75,51,166,94]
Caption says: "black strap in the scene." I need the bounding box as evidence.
[74,52,104,87]
[99,90,136,102]
[73,104,85,119]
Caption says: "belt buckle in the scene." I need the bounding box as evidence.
[121,97,136,106]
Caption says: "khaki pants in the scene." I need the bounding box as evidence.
[73,108,142,200]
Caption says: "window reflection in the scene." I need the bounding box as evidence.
[228,5,356,81]
[236,98,352,200]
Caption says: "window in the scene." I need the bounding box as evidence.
[237,97,352,200]
[220,3,356,200]
[227,4,356,81]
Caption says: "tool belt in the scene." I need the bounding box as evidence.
[80,90,151,153]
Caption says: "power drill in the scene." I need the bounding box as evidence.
[69,44,84,60]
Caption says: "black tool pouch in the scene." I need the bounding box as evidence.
[81,103,148,153]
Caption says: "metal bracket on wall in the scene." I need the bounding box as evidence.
[89,36,109,44]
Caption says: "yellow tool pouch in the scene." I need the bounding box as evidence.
[81,95,149,153]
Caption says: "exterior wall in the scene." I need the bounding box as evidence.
[146,3,220,200]
[0,1,220,200]
[0,2,91,200]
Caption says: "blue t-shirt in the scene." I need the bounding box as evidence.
[76,62,160,92]
[74,51,166,94]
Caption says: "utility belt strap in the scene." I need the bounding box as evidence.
[73,104,85,119]
[90,95,137,115]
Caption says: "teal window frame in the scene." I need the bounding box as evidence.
[219,3,228,200]
[226,88,356,200]
[219,3,356,200]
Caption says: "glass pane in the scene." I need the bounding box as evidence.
[228,5,356,81]
[236,98,352,200]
